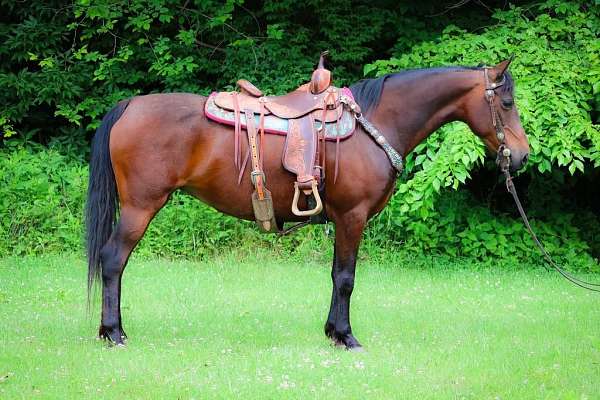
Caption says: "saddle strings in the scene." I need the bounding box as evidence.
[232,92,242,170]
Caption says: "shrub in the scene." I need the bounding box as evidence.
[363,0,599,269]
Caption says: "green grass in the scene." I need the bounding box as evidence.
[1,253,599,399]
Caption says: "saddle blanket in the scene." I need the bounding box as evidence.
[204,88,356,141]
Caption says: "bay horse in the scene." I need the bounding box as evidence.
[86,59,529,349]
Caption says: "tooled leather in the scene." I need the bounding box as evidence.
[282,117,317,182]
[264,90,339,120]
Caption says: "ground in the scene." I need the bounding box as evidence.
[1,253,599,399]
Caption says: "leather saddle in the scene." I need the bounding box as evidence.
[205,52,356,232]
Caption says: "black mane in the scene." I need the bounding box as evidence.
[349,74,395,116]
[349,66,513,114]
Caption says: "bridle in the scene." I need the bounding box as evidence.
[483,68,513,170]
[484,68,600,292]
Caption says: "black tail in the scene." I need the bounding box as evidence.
[86,100,130,300]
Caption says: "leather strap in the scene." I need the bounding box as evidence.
[334,136,341,184]
[334,93,343,183]
[232,92,241,169]
[237,146,250,185]
[318,89,337,181]
[339,94,403,174]
[245,109,265,199]
[259,102,266,170]
[504,168,600,292]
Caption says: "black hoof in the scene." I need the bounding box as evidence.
[327,330,362,350]
[98,325,127,346]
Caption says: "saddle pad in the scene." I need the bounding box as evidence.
[205,92,356,141]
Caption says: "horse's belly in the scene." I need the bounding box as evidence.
[181,168,309,223]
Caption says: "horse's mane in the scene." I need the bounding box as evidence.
[350,66,513,115]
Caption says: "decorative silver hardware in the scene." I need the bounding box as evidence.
[339,94,403,174]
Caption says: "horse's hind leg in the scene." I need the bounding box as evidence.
[98,202,165,345]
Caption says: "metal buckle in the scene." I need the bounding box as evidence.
[250,170,266,186]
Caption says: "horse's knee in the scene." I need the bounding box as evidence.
[335,272,355,296]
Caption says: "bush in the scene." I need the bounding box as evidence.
[0,147,86,255]
[363,0,599,269]
[1,147,596,272]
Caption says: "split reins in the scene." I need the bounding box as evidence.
[484,67,600,292]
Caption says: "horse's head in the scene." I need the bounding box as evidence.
[464,59,530,172]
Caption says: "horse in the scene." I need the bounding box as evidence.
[86,58,530,349]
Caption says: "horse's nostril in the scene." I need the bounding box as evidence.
[522,154,529,164]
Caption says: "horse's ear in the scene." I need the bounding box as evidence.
[490,55,514,82]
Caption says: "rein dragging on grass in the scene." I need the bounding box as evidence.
[502,167,600,292]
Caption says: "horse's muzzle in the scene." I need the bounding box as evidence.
[497,147,529,172]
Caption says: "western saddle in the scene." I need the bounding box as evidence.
[206,52,355,233]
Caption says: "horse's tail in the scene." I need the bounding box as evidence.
[86,100,130,301]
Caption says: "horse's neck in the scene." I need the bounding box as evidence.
[374,69,479,156]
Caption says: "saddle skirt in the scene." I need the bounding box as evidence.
[204,86,356,141]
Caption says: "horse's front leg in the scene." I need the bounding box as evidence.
[325,211,366,350]
[324,245,337,338]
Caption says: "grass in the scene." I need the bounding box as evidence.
[1,253,599,399]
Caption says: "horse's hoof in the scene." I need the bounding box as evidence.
[98,326,126,346]
[329,332,362,350]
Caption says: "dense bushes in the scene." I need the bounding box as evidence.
[1,146,597,271]
[0,0,598,270]
[0,147,85,255]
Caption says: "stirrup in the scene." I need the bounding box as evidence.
[291,180,323,217]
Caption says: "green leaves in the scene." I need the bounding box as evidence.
[0,0,597,266]
[368,0,598,202]
[364,0,599,264]
[266,24,284,40]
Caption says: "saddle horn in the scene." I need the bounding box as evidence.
[310,51,331,94]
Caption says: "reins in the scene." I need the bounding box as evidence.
[485,67,600,292]
[502,166,600,292]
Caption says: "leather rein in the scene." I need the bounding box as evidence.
[485,68,600,292]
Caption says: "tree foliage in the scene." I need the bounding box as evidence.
[0,0,598,268]
[0,0,516,141]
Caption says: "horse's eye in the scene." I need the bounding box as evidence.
[501,99,514,109]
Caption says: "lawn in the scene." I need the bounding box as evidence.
[1,253,599,399]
